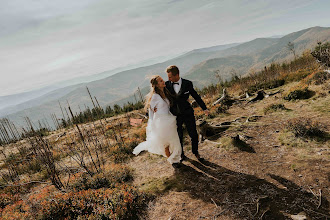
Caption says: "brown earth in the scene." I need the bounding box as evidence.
[1,80,329,219]
[129,82,330,220]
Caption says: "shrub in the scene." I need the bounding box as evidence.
[69,172,113,191]
[132,127,147,140]
[216,105,228,114]
[108,138,139,163]
[284,87,313,101]
[311,41,330,67]
[1,185,150,220]
[284,69,312,82]
[21,127,51,138]
[312,71,330,85]
[69,166,133,191]
[286,118,327,139]
[0,193,19,209]
[248,79,285,93]
[263,104,288,114]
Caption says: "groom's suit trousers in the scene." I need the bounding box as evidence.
[176,110,199,156]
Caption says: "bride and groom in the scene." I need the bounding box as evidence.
[133,65,209,168]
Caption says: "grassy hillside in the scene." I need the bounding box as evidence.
[1,48,329,219]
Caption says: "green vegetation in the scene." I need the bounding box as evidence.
[263,103,288,114]
[312,71,330,85]
[311,41,330,67]
[108,139,139,163]
[284,87,314,101]
[141,176,185,195]
[68,166,133,191]
[196,49,320,97]
[286,117,327,139]
[61,101,144,128]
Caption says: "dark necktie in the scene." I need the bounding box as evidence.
[173,82,179,85]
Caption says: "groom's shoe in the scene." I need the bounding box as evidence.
[180,155,187,163]
[194,153,204,162]
[172,163,181,169]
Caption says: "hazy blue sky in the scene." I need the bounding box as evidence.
[1,0,330,96]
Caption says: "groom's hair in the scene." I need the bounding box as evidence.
[166,65,179,76]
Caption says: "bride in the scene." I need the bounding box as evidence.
[133,75,182,166]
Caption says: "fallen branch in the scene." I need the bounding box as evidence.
[133,112,148,119]
[214,208,228,218]
[213,88,227,106]
[204,139,222,145]
[303,208,330,218]
[308,186,317,197]
[317,189,322,209]
[211,198,218,208]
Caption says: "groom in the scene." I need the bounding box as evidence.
[165,65,209,162]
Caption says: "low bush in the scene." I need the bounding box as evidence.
[248,79,285,93]
[132,127,147,140]
[216,105,228,114]
[69,166,133,191]
[1,185,150,220]
[0,193,19,209]
[286,118,327,139]
[312,71,330,85]
[284,87,314,101]
[108,138,139,163]
[284,69,312,82]
[263,104,288,114]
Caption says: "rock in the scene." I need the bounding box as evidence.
[290,211,310,220]
[196,119,231,142]
[220,121,232,126]
[231,135,256,153]
[246,115,262,122]
[248,90,266,103]
[234,116,247,123]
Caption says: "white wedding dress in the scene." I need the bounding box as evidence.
[133,94,182,164]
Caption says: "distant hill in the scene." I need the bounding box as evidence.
[0,52,185,114]
[0,85,61,110]
[183,26,330,87]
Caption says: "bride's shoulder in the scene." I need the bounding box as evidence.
[151,93,161,99]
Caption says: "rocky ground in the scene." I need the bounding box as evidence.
[1,74,329,219]
[129,82,330,219]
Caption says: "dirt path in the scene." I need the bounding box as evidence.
[129,85,330,219]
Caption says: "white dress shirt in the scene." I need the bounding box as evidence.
[173,77,182,94]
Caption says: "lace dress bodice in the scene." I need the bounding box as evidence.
[149,94,171,119]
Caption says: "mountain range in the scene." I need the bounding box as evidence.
[2,26,330,127]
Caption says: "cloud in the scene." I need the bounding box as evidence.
[0,0,329,96]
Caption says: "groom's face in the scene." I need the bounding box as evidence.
[167,72,180,82]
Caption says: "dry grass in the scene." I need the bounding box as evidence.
[1,60,330,219]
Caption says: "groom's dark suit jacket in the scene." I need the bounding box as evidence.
[165,78,207,116]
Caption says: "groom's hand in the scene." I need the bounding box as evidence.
[204,109,210,116]
[154,107,157,112]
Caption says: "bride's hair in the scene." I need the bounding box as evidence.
[144,75,174,111]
